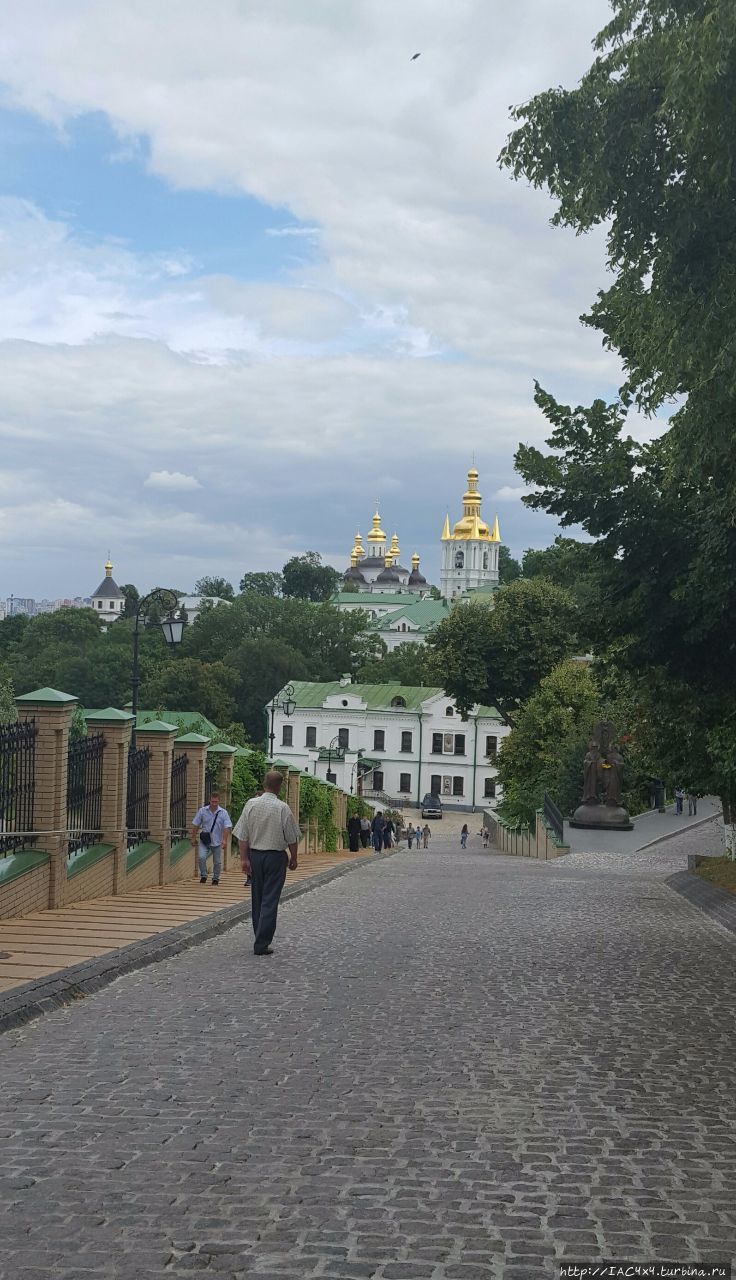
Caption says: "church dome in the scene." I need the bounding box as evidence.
[408,553,427,586]
[92,559,123,599]
[375,564,401,584]
[452,468,490,541]
[344,565,367,584]
[366,511,386,543]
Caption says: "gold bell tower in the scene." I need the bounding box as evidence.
[440,467,501,601]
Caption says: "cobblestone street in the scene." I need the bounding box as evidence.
[1,841,735,1279]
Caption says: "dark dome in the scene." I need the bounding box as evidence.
[376,565,401,584]
[343,566,366,583]
[408,568,427,586]
[92,575,122,598]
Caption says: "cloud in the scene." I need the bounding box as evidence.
[493,485,531,502]
[265,226,320,238]
[144,469,201,492]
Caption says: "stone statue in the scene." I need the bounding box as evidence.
[570,720,632,830]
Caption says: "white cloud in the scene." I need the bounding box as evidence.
[144,469,201,492]
[493,485,531,502]
[0,0,637,591]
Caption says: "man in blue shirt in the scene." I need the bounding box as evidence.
[191,791,232,886]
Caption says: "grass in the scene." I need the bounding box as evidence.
[693,856,736,895]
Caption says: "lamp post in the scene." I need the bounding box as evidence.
[326,734,345,786]
[349,749,366,795]
[267,682,296,759]
[130,587,185,746]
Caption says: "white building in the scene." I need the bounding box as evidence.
[90,559,125,627]
[270,678,509,813]
[177,594,232,625]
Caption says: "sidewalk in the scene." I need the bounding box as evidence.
[565,795,720,854]
[0,849,358,995]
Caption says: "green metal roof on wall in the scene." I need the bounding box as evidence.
[130,708,221,737]
[16,687,78,704]
[85,707,135,722]
[369,600,449,631]
[135,719,179,734]
[332,591,425,606]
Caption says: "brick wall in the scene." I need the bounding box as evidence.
[0,862,50,920]
[169,847,196,883]
[125,850,161,893]
[65,853,115,905]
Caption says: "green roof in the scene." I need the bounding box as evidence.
[85,707,135,723]
[369,600,449,632]
[135,719,179,734]
[280,680,503,721]
[131,708,220,737]
[16,686,78,704]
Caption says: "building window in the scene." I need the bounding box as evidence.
[338,727,350,749]
[486,735,498,758]
[281,725,293,747]
[443,732,454,754]
[432,732,443,755]
[454,733,466,756]
[391,695,407,707]
[430,774,442,795]
[445,706,454,717]
[373,770,384,791]
[483,551,489,570]
[455,550,464,569]
[401,730,413,753]
[97,600,103,609]
[453,776,464,796]
[373,729,385,751]
[484,778,496,799]
[399,773,411,793]
[305,726,316,748]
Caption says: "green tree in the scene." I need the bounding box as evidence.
[500,0,736,850]
[143,657,238,726]
[358,642,433,686]
[0,670,16,723]
[496,660,601,827]
[120,584,140,619]
[282,551,341,602]
[498,544,522,584]
[238,571,283,597]
[194,575,235,601]
[428,578,580,721]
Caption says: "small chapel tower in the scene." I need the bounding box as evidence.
[440,468,501,600]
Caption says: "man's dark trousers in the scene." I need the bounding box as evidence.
[249,849,288,953]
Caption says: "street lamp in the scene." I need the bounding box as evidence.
[349,749,365,794]
[326,733,345,785]
[131,587,184,745]
[267,682,296,758]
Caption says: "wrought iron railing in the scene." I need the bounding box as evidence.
[67,733,105,857]
[0,719,37,856]
[126,745,150,848]
[170,753,188,840]
[543,792,564,842]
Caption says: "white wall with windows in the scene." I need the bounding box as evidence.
[271,684,508,812]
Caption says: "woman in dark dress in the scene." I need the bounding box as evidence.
[347,813,362,853]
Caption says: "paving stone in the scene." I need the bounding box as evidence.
[0,846,735,1277]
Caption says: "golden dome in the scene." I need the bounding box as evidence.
[104,558,113,576]
[351,532,366,560]
[452,467,491,540]
[366,511,386,543]
[411,552,420,567]
[389,533,401,559]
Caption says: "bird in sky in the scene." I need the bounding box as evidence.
[411,52,421,60]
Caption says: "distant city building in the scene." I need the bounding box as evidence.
[90,559,125,627]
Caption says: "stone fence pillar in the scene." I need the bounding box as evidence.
[207,743,236,870]
[135,720,178,885]
[85,708,135,895]
[15,687,77,909]
[286,769,301,827]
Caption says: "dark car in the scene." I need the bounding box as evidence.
[421,793,443,819]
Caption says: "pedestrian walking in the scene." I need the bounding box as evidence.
[347,811,362,852]
[674,786,685,815]
[360,815,371,848]
[383,818,394,850]
[407,823,416,849]
[191,791,232,886]
[371,811,385,853]
[243,784,263,885]
[482,827,489,848]
[232,771,301,956]
[460,823,468,849]
[421,823,431,849]
[687,792,698,816]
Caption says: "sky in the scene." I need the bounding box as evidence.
[0,0,620,598]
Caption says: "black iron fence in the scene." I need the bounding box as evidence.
[543,792,564,842]
[170,753,188,839]
[204,764,217,800]
[67,733,105,857]
[0,719,37,856]
[126,745,150,848]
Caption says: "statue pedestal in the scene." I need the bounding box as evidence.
[569,802,633,831]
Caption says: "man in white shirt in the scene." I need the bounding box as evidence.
[233,771,301,956]
[191,791,232,886]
